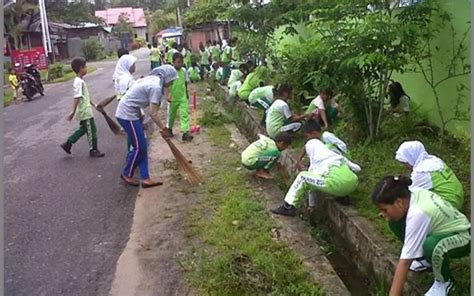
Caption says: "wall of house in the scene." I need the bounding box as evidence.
[134,27,147,40]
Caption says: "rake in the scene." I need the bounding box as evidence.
[165,138,203,186]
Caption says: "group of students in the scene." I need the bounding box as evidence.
[236,76,468,295]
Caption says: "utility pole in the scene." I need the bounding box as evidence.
[38,0,54,63]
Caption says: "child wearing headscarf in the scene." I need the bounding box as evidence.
[115,65,178,188]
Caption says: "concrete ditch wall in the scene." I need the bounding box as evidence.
[210,82,427,295]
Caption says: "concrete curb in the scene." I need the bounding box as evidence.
[211,82,427,295]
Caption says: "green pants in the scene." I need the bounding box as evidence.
[250,97,272,110]
[150,60,161,70]
[390,219,470,282]
[284,164,358,206]
[167,97,190,133]
[67,118,97,150]
[220,62,231,84]
[242,150,280,171]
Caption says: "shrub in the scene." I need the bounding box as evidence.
[82,39,105,61]
[48,63,64,80]
[134,37,146,48]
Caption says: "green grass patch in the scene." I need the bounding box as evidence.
[3,89,14,107]
[183,127,324,296]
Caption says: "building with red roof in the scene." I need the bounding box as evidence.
[95,7,148,41]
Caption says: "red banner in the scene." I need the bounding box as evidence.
[11,47,48,72]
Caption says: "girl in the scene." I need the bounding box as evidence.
[265,84,309,139]
[306,89,335,130]
[187,62,201,83]
[388,81,410,116]
[113,54,137,100]
[115,65,177,188]
[199,42,210,78]
[372,176,470,296]
[237,66,268,102]
[248,84,275,111]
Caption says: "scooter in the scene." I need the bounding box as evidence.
[19,63,44,100]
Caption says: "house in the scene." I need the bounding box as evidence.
[95,7,148,41]
[187,22,230,52]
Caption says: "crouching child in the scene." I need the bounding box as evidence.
[271,120,359,216]
[241,132,292,180]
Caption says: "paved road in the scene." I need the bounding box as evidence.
[4,48,151,296]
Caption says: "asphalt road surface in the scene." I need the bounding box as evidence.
[4,48,151,296]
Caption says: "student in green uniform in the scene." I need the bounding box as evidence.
[166,53,193,142]
[306,89,335,130]
[265,84,308,139]
[150,43,161,70]
[220,39,232,85]
[166,42,179,64]
[271,120,359,217]
[241,132,292,180]
[227,63,248,88]
[211,40,220,64]
[187,62,201,83]
[60,57,104,158]
[199,42,210,78]
[248,85,275,110]
[388,81,410,117]
[372,176,470,296]
[237,66,268,102]
[182,44,192,69]
[393,140,465,273]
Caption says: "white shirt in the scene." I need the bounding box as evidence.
[306,139,345,175]
[272,99,292,119]
[400,199,432,259]
[312,95,325,110]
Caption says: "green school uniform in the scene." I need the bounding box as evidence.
[200,49,210,66]
[241,135,281,170]
[167,68,190,133]
[237,70,266,101]
[248,85,274,110]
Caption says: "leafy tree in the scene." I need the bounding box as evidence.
[45,0,104,25]
[147,9,177,34]
[398,0,471,143]
[4,0,37,49]
[113,13,135,47]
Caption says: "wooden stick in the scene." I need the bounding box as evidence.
[165,138,202,185]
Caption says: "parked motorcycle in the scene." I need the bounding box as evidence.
[18,63,44,100]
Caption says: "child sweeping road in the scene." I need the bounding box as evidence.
[372,176,470,296]
[241,132,292,180]
[271,120,359,217]
[166,53,194,142]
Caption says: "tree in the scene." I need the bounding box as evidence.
[4,0,37,49]
[398,0,471,143]
[147,9,177,34]
[113,13,135,48]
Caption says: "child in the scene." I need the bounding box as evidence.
[306,89,334,130]
[371,176,470,296]
[209,62,219,81]
[237,65,268,102]
[220,39,232,85]
[227,63,248,88]
[166,42,179,64]
[115,65,177,188]
[113,54,137,100]
[242,132,292,180]
[60,57,104,157]
[117,48,129,58]
[395,140,464,209]
[388,81,410,116]
[199,42,210,78]
[166,53,193,142]
[265,84,308,139]
[182,44,192,69]
[215,63,224,82]
[248,85,275,111]
[150,42,161,70]
[271,120,359,217]
[187,62,201,83]
[394,140,464,273]
[211,40,220,64]
[8,68,20,104]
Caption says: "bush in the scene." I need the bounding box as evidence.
[48,63,64,80]
[134,37,146,48]
[82,39,105,61]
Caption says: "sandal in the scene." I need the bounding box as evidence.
[120,174,139,187]
[141,180,163,188]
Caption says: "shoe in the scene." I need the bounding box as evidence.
[425,279,454,296]
[90,149,105,157]
[166,128,174,137]
[271,202,297,217]
[60,142,72,154]
[182,132,194,142]
[410,258,432,272]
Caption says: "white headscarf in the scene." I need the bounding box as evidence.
[395,141,444,172]
[113,54,137,95]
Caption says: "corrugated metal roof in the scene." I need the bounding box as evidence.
[95,7,147,28]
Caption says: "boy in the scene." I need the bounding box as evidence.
[211,40,220,64]
[220,39,232,85]
[237,65,267,102]
[187,62,201,83]
[241,132,292,180]
[60,57,104,157]
[271,120,359,217]
[166,53,193,142]
[265,83,308,139]
[8,68,20,104]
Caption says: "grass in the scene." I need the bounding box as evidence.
[4,89,13,107]
[182,114,323,295]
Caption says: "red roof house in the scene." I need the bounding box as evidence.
[95,7,148,41]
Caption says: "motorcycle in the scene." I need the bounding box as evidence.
[18,63,44,100]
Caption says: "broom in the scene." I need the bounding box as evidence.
[92,103,123,135]
[165,138,203,186]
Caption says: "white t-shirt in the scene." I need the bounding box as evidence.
[312,95,325,110]
[305,138,345,175]
[400,203,431,259]
[115,76,164,121]
[400,95,410,112]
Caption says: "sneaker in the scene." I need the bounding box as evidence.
[90,149,105,158]
[410,258,432,272]
[182,132,194,142]
[271,202,297,217]
[425,279,454,296]
[60,142,72,154]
